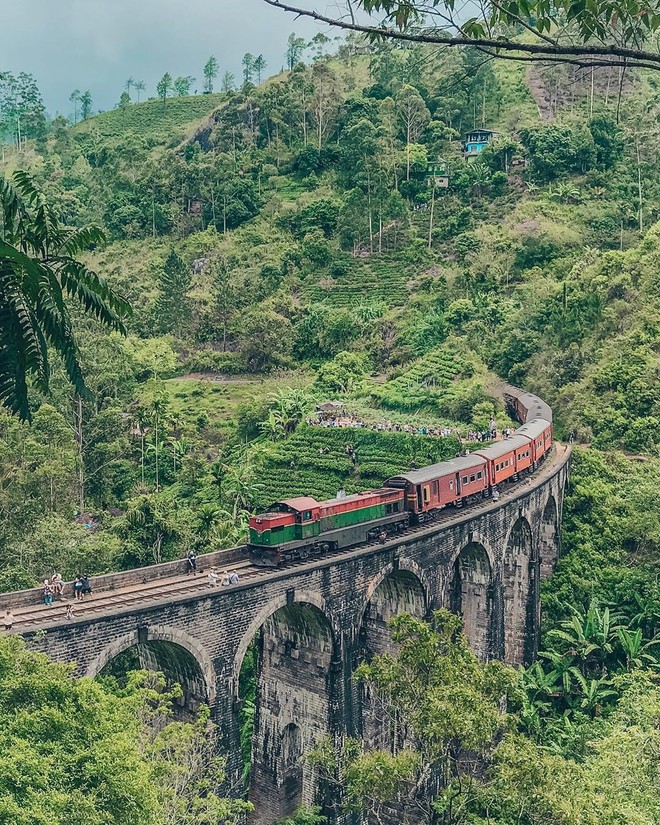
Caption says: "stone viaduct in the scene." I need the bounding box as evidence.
[18,450,569,824]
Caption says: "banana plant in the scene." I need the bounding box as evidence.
[547,599,624,676]
[568,669,617,716]
[615,627,660,671]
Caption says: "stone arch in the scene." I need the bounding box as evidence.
[450,542,493,661]
[360,566,428,658]
[86,624,216,717]
[502,517,535,666]
[361,559,430,627]
[358,567,427,757]
[539,495,560,580]
[233,590,331,690]
[245,598,336,825]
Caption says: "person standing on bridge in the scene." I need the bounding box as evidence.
[43,580,53,606]
[81,575,92,599]
[73,576,83,601]
[3,610,14,631]
[187,550,197,575]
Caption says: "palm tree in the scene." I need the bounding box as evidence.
[125,77,134,99]
[0,172,129,421]
[135,80,146,102]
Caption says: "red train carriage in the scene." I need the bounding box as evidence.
[384,455,488,520]
[248,487,408,566]
[516,418,553,464]
[474,435,533,486]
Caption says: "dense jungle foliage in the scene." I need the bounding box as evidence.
[1,30,659,825]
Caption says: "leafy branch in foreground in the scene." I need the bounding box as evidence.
[0,170,130,420]
[264,0,660,71]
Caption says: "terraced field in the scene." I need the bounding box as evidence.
[254,425,461,507]
[371,346,472,411]
[301,256,416,308]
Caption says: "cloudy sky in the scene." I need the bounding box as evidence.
[1,0,326,116]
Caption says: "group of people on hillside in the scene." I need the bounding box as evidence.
[186,551,240,588]
[308,412,455,438]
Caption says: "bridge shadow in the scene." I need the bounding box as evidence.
[238,599,336,825]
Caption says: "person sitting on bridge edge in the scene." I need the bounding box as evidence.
[229,570,239,585]
[187,550,197,575]
[221,570,231,586]
[207,569,218,588]
[51,572,63,600]
[3,610,14,631]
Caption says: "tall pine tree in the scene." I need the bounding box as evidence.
[154,250,192,337]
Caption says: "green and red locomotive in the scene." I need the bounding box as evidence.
[248,488,408,566]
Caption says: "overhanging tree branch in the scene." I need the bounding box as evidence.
[263,0,660,69]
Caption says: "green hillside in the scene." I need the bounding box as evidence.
[73,92,228,142]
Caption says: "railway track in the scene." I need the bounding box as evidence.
[8,445,568,633]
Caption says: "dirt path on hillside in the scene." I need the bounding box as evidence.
[526,66,554,122]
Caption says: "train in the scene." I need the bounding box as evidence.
[248,387,553,567]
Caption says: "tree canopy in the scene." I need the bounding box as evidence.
[264,0,660,71]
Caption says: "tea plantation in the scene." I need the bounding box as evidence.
[301,256,417,308]
[253,425,461,507]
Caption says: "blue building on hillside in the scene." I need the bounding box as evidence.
[464,128,495,157]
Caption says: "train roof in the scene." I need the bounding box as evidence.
[501,384,553,423]
[516,418,551,440]
[474,435,531,461]
[276,496,319,512]
[386,454,486,486]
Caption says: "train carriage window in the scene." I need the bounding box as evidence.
[462,476,468,484]
[477,471,483,479]
[432,480,439,497]
[496,463,500,472]
[449,481,454,489]
[423,486,430,503]
[303,510,312,521]
[469,474,475,482]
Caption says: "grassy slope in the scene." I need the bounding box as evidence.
[73,93,227,143]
